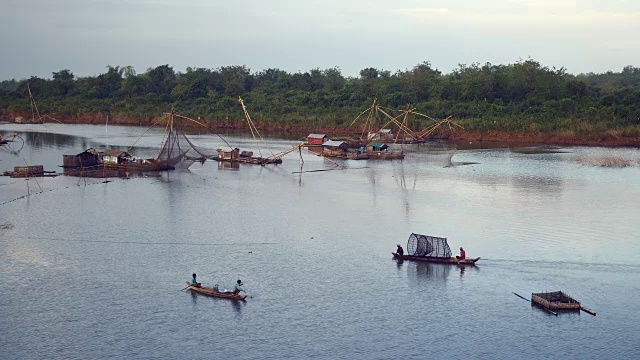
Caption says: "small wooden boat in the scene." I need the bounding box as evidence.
[392,233,480,265]
[185,282,247,300]
[393,253,480,265]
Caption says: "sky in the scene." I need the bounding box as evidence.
[1,0,639,80]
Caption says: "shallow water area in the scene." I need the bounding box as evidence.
[1,123,640,359]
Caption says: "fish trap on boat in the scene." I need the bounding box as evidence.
[407,233,452,258]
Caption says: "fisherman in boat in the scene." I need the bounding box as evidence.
[190,273,202,288]
[394,243,404,256]
[231,279,245,296]
[455,247,466,260]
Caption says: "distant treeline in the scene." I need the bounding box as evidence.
[1,60,640,138]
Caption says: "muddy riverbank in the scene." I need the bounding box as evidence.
[4,112,640,147]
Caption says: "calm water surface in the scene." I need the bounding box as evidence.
[1,123,639,359]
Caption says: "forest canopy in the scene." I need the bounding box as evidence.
[1,60,640,137]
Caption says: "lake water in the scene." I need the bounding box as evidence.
[1,123,639,359]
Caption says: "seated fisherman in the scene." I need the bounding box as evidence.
[455,247,466,260]
[232,279,245,296]
[394,243,404,256]
[190,273,202,288]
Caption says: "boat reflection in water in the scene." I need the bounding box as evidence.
[405,261,479,285]
[62,166,162,179]
[217,161,240,171]
[412,262,452,281]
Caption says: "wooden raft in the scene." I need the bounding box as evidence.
[530,291,596,316]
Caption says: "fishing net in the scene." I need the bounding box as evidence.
[157,122,205,169]
[406,233,452,258]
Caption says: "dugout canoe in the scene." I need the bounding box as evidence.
[185,282,247,300]
[393,253,480,265]
[392,233,480,265]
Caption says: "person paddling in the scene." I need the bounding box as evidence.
[456,247,466,261]
[190,273,202,288]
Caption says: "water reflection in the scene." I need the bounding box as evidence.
[530,303,581,317]
[410,262,452,282]
[458,264,466,278]
[457,264,479,279]
[391,161,416,220]
[63,166,155,179]
[218,161,240,170]
[231,299,244,317]
[19,131,81,150]
[405,261,479,283]
[0,134,25,156]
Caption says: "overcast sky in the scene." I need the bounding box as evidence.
[1,0,639,80]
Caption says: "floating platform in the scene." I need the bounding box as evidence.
[531,291,580,310]
[367,151,404,160]
[2,165,57,178]
[529,291,596,316]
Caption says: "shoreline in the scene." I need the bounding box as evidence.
[3,114,640,148]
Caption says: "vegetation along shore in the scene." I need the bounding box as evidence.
[1,59,639,147]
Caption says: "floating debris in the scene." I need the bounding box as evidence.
[0,222,14,230]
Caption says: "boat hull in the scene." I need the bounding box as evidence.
[393,253,480,265]
[185,282,246,300]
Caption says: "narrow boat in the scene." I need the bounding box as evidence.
[185,282,247,300]
[392,233,480,265]
[393,253,480,264]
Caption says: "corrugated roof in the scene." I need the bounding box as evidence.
[322,140,346,147]
[308,134,327,138]
[103,149,124,156]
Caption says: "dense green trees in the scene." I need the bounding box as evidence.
[1,60,639,137]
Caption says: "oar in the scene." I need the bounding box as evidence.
[513,292,558,317]
[180,285,191,291]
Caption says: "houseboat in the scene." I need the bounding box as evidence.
[321,140,368,160]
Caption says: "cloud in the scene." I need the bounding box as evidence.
[393,7,640,28]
